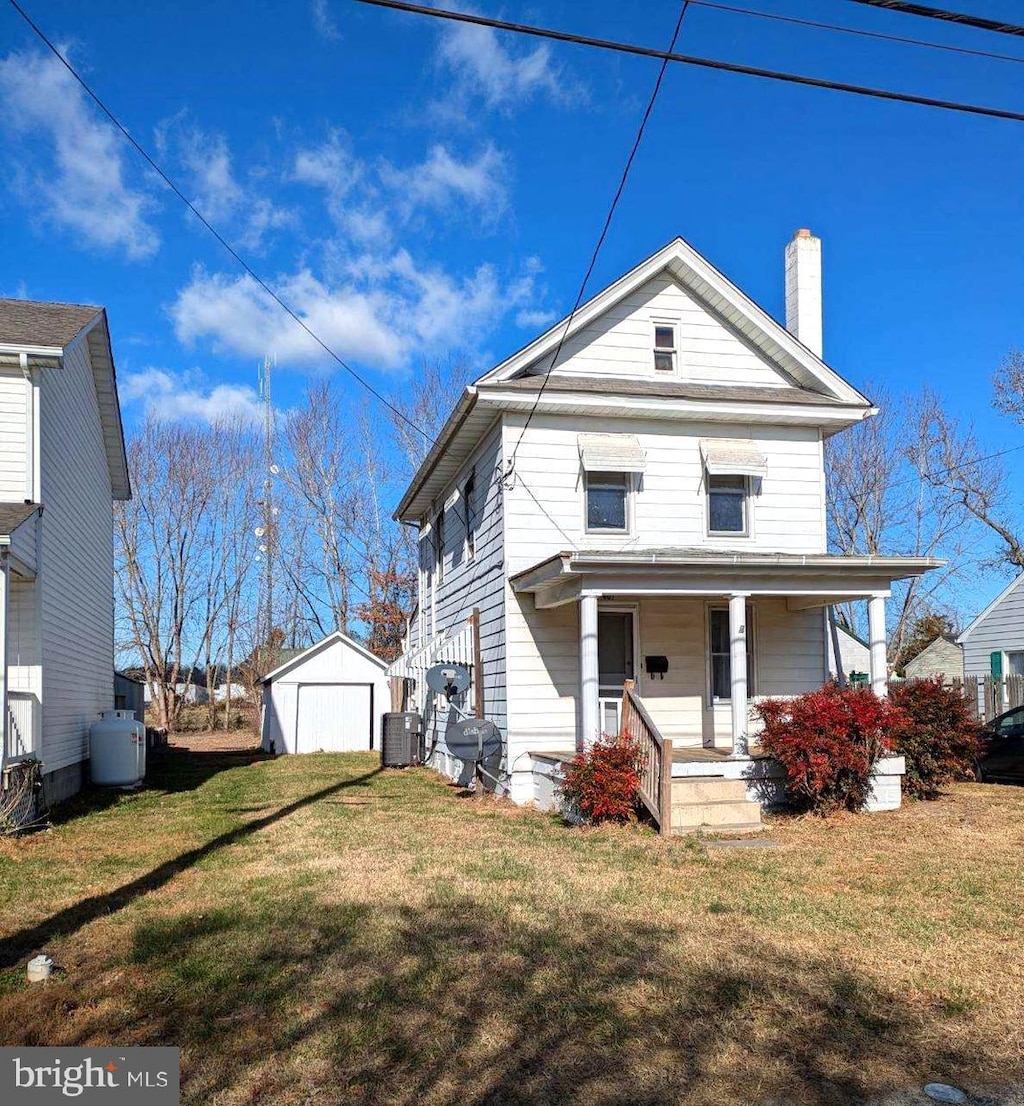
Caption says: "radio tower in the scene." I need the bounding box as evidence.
[257,355,276,652]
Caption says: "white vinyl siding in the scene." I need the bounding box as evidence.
[420,423,507,747]
[502,413,825,576]
[962,574,1024,681]
[527,274,794,388]
[37,339,116,774]
[0,369,29,500]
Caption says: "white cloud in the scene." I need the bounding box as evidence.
[435,15,582,111]
[0,49,159,259]
[310,0,340,40]
[382,143,508,223]
[120,367,264,426]
[158,116,294,250]
[169,251,546,372]
[515,307,557,330]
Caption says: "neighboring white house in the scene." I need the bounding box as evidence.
[260,631,390,754]
[389,231,938,822]
[905,635,963,681]
[0,299,131,806]
[827,623,870,683]
[959,573,1024,680]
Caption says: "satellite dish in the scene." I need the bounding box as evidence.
[446,718,501,763]
[425,663,471,698]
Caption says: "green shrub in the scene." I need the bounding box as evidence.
[888,679,983,799]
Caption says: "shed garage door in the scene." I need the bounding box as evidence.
[296,683,373,752]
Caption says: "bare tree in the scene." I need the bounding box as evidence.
[389,355,472,476]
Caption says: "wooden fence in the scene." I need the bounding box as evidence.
[943,675,1024,722]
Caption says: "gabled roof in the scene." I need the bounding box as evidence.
[958,572,1024,643]
[0,502,40,539]
[395,235,875,525]
[261,630,388,684]
[0,299,101,350]
[477,237,871,407]
[0,299,130,501]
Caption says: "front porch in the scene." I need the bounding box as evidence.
[511,549,940,756]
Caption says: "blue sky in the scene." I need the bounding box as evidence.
[2,0,1024,614]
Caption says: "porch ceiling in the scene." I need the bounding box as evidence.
[510,548,943,609]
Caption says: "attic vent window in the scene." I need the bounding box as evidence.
[654,324,676,372]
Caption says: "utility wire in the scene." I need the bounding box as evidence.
[690,0,1024,65]
[505,1,692,484]
[841,0,1024,39]
[5,0,434,449]
[354,0,1024,123]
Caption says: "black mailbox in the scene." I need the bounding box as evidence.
[645,655,669,679]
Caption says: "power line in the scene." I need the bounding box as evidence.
[5,0,434,449]
[505,1,692,484]
[354,0,1024,124]
[841,0,1024,39]
[690,0,1024,65]
[893,441,1024,490]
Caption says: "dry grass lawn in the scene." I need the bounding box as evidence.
[0,733,1021,1105]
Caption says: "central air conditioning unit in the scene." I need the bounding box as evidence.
[381,711,423,768]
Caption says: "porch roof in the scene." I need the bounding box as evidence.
[510,548,943,609]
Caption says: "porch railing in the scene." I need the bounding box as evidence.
[619,679,673,836]
[387,619,476,714]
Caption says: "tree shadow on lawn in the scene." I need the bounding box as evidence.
[4,892,997,1106]
[0,767,384,971]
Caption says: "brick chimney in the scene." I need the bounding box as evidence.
[784,228,823,358]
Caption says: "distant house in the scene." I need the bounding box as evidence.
[0,299,131,807]
[904,635,963,681]
[827,623,870,683]
[959,574,1024,680]
[260,631,389,754]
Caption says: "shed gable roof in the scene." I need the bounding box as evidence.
[261,630,388,683]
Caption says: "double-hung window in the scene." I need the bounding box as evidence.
[709,608,755,700]
[586,471,630,533]
[707,475,749,535]
[653,324,676,373]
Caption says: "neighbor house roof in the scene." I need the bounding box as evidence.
[0,299,130,501]
[0,502,40,539]
[0,299,101,351]
[261,630,388,684]
[958,573,1024,643]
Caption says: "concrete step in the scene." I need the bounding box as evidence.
[671,797,763,831]
[671,776,748,804]
[672,821,765,837]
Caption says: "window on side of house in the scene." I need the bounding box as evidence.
[1008,650,1024,677]
[434,508,445,585]
[707,474,749,535]
[464,470,478,560]
[653,324,676,373]
[586,471,630,533]
[709,608,755,700]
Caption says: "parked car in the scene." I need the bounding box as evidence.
[977,707,1024,783]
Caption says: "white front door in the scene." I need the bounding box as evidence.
[598,610,635,735]
[296,684,373,752]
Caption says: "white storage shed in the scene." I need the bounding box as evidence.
[260,632,390,754]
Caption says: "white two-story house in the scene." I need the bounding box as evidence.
[0,299,131,814]
[392,232,936,827]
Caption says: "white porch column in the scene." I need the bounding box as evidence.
[868,593,888,697]
[0,556,8,768]
[579,594,599,747]
[729,593,749,758]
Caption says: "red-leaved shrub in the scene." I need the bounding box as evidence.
[559,731,641,824]
[888,678,984,799]
[755,684,906,814]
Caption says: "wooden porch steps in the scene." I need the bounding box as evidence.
[670,776,762,835]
